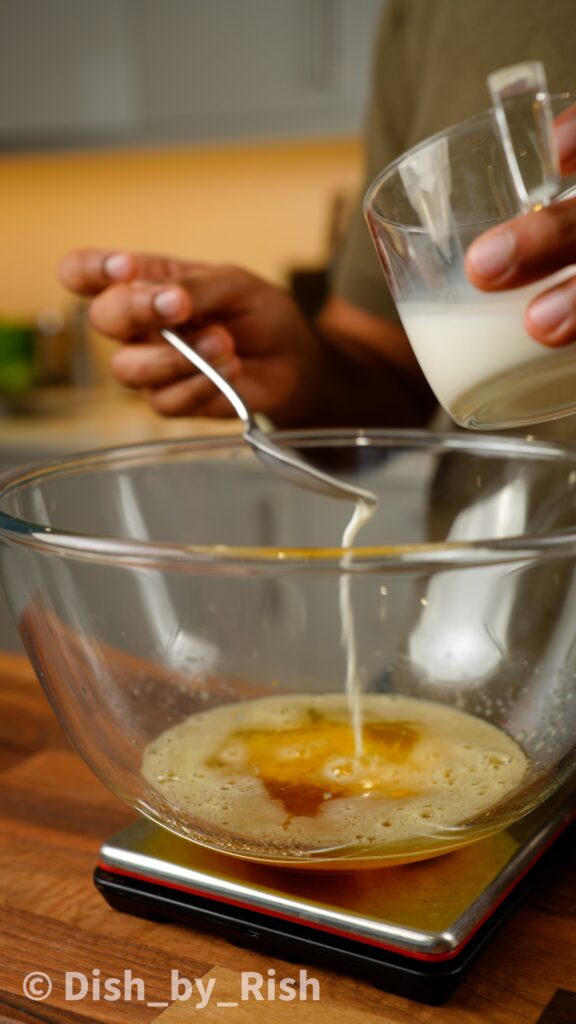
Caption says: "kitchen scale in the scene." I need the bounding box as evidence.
[95,782,574,1006]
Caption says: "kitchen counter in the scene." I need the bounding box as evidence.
[0,653,574,1023]
[0,389,242,460]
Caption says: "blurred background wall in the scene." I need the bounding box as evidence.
[0,0,384,648]
[0,0,384,316]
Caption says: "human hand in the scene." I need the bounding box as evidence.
[465,105,576,346]
[58,251,322,425]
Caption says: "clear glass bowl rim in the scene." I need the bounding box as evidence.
[1,428,576,572]
[363,91,575,233]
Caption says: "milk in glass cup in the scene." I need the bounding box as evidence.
[364,95,576,430]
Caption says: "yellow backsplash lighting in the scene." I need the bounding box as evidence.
[0,139,362,320]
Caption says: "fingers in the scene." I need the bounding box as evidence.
[465,197,576,291]
[86,266,258,341]
[110,324,242,416]
[464,108,576,347]
[146,358,243,418]
[525,275,576,345]
[88,281,193,339]
[111,328,235,389]
[58,250,280,418]
[464,103,576,297]
[58,249,206,296]
[58,250,125,295]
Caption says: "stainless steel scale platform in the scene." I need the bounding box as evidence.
[95,782,574,1005]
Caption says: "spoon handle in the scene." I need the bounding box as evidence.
[161,328,254,429]
[161,328,376,506]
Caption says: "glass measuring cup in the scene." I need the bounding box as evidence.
[364,94,576,430]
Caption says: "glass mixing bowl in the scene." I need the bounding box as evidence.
[0,429,574,869]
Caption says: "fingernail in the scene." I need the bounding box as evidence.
[153,289,183,318]
[467,229,516,280]
[528,291,571,334]
[104,253,132,279]
[195,334,226,360]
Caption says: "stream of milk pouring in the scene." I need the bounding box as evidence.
[339,498,376,757]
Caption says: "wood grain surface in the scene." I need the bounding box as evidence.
[0,653,574,1023]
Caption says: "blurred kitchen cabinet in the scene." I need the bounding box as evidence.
[0,0,384,149]
[0,0,141,144]
[135,0,384,141]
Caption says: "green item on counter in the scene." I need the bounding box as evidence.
[0,323,36,394]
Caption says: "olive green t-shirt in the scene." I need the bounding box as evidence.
[332,0,576,321]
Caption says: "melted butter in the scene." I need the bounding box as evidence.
[143,693,529,863]
[209,712,421,817]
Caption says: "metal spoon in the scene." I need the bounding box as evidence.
[161,328,377,507]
